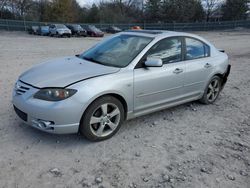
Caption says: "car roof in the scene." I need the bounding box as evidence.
[121,30,200,39]
[120,30,212,45]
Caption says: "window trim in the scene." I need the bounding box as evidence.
[135,36,184,69]
[183,36,211,61]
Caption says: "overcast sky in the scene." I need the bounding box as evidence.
[76,0,98,7]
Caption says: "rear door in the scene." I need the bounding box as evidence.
[133,37,186,112]
[182,37,213,98]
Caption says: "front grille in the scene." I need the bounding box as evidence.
[15,81,30,95]
[14,106,27,122]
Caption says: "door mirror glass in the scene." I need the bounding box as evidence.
[145,58,163,67]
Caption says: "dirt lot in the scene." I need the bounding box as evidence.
[0,30,249,188]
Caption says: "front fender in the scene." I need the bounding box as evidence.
[67,71,134,122]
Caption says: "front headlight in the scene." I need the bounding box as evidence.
[34,88,77,101]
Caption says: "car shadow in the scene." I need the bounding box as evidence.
[15,101,206,147]
[17,122,92,146]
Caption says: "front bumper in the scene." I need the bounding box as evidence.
[58,30,71,36]
[12,81,82,134]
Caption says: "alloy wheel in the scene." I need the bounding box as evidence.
[207,79,220,102]
[89,103,121,137]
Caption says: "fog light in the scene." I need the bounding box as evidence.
[32,119,54,129]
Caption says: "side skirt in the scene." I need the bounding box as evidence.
[126,95,201,120]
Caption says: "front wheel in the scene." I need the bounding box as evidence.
[80,96,124,141]
[200,76,221,104]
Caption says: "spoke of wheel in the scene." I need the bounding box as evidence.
[90,116,102,124]
[96,123,106,136]
[207,91,212,99]
[214,87,219,92]
[213,80,218,88]
[211,93,215,100]
[209,84,213,91]
[101,104,108,115]
[107,122,117,130]
[109,107,120,118]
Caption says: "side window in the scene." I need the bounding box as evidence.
[147,37,182,64]
[185,38,210,60]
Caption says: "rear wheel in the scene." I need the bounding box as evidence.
[200,76,221,104]
[80,96,124,141]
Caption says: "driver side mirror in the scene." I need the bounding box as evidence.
[145,58,163,67]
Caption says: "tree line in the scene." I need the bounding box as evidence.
[0,0,249,23]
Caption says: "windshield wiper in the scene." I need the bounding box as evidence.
[81,56,121,68]
[82,56,105,65]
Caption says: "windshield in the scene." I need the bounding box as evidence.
[74,25,82,30]
[80,34,152,68]
[41,26,49,29]
[56,24,67,29]
[89,26,101,32]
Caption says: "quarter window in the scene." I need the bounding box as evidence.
[147,37,182,64]
[185,38,210,60]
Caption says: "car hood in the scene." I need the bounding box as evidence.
[19,56,120,88]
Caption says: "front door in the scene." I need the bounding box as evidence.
[133,37,185,112]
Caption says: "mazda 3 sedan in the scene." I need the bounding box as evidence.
[12,30,230,141]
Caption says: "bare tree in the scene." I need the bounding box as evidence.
[204,0,220,21]
[0,0,8,10]
[16,0,33,17]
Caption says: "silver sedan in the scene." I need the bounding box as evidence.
[12,30,230,141]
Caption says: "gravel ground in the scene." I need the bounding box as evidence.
[0,30,249,188]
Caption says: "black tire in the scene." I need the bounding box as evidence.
[200,75,222,104]
[80,96,125,141]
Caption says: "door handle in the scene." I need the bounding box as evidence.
[204,63,212,68]
[173,68,183,74]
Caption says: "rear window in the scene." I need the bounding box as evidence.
[185,37,210,60]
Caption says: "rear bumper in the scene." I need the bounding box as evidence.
[222,64,231,89]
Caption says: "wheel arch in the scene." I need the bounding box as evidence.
[214,73,223,79]
[207,70,224,83]
[201,71,224,95]
[80,92,128,124]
